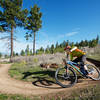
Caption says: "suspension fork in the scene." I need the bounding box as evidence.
[64,65,69,73]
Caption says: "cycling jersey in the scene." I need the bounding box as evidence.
[70,47,86,60]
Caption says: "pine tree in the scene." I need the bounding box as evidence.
[30,50,33,55]
[50,44,54,54]
[62,40,66,47]
[40,47,44,52]
[96,35,99,44]
[66,40,69,46]
[70,42,74,48]
[84,40,88,46]
[55,42,59,49]
[20,50,25,56]
[15,53,19,56]
[25,4,42,55]
[45,45,50,54]
[0,0,28,61]
[75,42,79,47]
[25,45,30,56]
[91,39,97,47]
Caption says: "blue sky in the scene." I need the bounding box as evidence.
[0,0,100,54]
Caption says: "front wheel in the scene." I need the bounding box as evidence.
[55,67,77,88]
[86,64,100,80]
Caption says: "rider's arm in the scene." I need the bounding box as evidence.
[70,54,73,61]
[70,47,77,52]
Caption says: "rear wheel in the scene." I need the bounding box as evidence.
[55,67,77,88]
[86,64,100,80]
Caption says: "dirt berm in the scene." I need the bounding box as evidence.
[0,64,99,96]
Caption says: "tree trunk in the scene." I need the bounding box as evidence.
[33,32,36,55]
[10,26,13,62]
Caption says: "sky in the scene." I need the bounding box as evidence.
[0,0,100,54]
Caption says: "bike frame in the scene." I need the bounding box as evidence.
[66,61,84,75]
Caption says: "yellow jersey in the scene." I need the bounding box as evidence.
[70,47,86,60]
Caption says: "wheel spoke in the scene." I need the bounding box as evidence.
[55,67,77,88]
[86,64,100,80]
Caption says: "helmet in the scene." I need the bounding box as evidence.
[66,46,71,49]
[64,46,71,50]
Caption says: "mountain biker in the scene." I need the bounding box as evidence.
[64,45,88,75]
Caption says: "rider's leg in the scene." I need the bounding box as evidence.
[80,55,88,75]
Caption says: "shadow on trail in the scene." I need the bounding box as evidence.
[22,70,83,89]
[22,70,55,79]
[22,70,62,89]
[32,76,63,89]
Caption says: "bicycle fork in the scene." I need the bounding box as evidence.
[64,65,70,79]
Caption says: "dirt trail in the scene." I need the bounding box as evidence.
[0,64,99,96]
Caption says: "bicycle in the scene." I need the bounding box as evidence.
[55,59,100,88]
